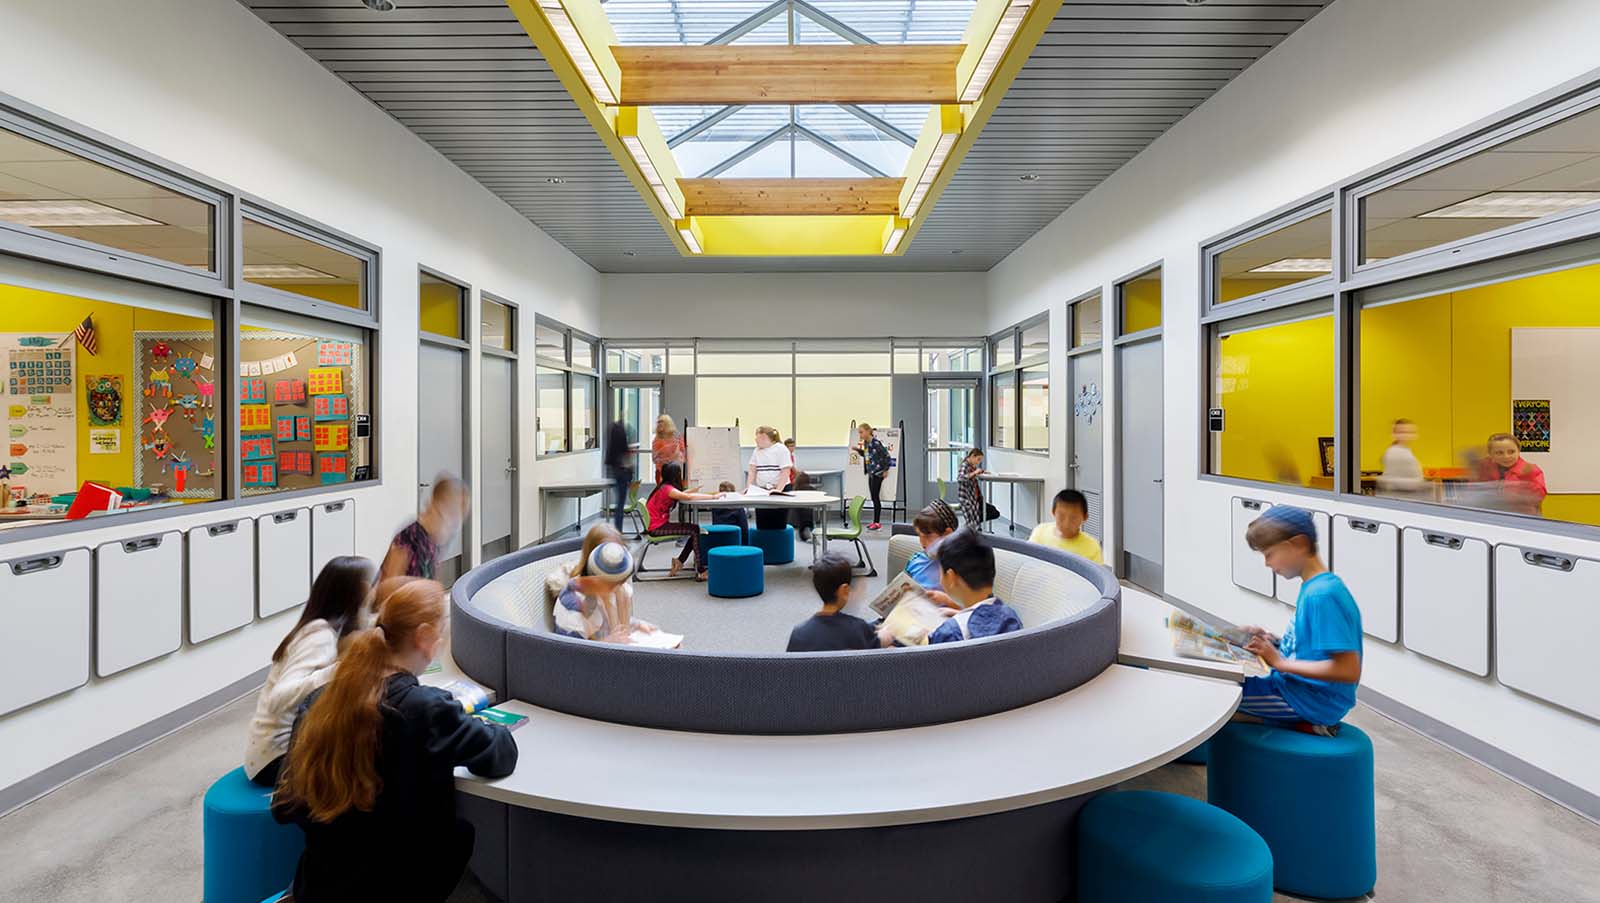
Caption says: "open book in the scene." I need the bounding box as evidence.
[1167,609,1268,676]
[868,572,952,646]
[868,571,926,618]
[618,628,685,649]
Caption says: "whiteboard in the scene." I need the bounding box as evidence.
[187,517,255,644]
[684,426,743,493]
[1510,327,1600,492]
[1401,528,1490,676]
[311,498,356,579]
[1230,497,1275,598]
[844,425,902,503]
[96,531,183,677]
[1495,544,1600,721]
[258,508,311,617]
[1330,516,1399,643]
[1276,510,1333,606]
[1,547,90,716]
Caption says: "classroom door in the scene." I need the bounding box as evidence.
[480,352,517,562]
[925,379,978,503]
[1069,351,1105,540]
[1117,337,1164,592]
[418,339,467,584]
[608,379,662,481]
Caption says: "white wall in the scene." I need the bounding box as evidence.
[599,272,986,339]
[987,0,1600,798]
[0,0,600,797]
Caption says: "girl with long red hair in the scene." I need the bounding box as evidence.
[272,579,517,902]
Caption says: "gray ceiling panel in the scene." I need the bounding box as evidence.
[243,0,1331,272]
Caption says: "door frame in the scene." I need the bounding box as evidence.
[480,291,519,557]
[417,264,473,574]
[605,375,668,482]
[923,376,981,503]
[1111,261,1164,592]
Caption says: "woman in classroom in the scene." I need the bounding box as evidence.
[651,414,685,484]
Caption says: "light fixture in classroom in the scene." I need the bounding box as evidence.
[0,199,161,227]
[1249,257,1333,273]
[1419,190,1600,219]
[361,0,397,11]
[883,220,908,255]
[676,222,702,255]
[538,0,617,105]
[620,132,682,220]
[243,264,338,281]
[903,109,962,220]
[961,0,1034,104]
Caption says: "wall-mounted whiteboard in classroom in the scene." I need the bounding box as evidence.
[844,424,902,503]
[311,499,356,579]
[1230,498,1275,597]
[1331,516,1399,643]
[1401,528,1490,676]
[1495,544,1600,721]
[96,531,183,677]
[685,426,742,493]
[258,508,310,618]
[1276,510,1332,606]
[1,548,90,717]
[1511,327,1600,492]
[188,517,256,644]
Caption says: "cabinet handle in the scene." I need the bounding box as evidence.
[1423,532,1462,550]
[1347,519,1379,533]
[207,522,238,537]
[1240,499,1265,510]
[123,535,162,553]
[12,554,63,575]
[323,501,346,513]
[1523,551,1575,572]
[273,511,298,524]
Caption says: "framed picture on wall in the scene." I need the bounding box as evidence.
[1318,436,1335,477]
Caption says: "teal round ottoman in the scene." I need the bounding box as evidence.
[1178,738,1209,765]
[1078,790,1272,903]
[1208,722,1376,899]
[701,523,743,553]
[203,767,303,903]
[750,525,795,564]
[708,545,764,598]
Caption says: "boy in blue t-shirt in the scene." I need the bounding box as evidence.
[1239,506,1363,734]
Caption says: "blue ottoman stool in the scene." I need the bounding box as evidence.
[701,523,743,553]
[708,546,764,598]
[1177,738,1209,765]
[1078,790,1273,903]
[1208,722,1376,899]
[203,767,303,903]
[750,525,795,565]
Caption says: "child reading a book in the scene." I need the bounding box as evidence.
[906,499,959,599]
[786,553,883,652]
[547,525,660,643]
[710,480,750,545]
[1027,488,1104,564]
[273,580,517,903]
[928,530,1022,644]
[1240,505,1364,734]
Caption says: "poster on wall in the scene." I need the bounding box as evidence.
[843,424,902,503]
[1,333,77,497]
[1512,399,1551,452]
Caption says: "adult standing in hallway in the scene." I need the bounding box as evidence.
[651,414,685,485]
[604,417,634,531]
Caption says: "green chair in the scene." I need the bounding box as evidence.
[936,477,948,500]
[825,494,876,576]
[622,481,646,537]
[631,497,689,577]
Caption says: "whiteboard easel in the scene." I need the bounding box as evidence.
[685,426,743,493]
[844,424,902,504]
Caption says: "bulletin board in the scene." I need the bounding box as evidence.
[1510,327,1600,492]
[1,332,77,498]
[131,331,218,499]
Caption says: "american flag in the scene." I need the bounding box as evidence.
[71,314,97,356]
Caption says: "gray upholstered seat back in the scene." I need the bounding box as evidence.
[472,551,578,633]
[886,528,1104,626]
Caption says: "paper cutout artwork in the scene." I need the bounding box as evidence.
[86,375,123,426]
[243,462,277,488]
[318,452,349,485]
[317,342,353,366]
[307,367,343,396]
[312,394,350,421]
[173,356,197,379]
[276,416,296,441]
[313,423,349,452]
[279,450,313,475]
[240,377,267,403]
[241,404,272,432]
[295,416,312,442]
[273,379,306,404]
[241,435,275,461]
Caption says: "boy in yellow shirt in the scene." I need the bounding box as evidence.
[1027,489,1104,564]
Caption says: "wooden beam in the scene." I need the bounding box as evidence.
[612,45,965,105]
[679,178,906,217]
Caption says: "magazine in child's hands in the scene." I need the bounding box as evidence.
[881,595,950,647]
[1167,609,1268,676]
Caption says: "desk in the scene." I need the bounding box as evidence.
[978,472,1046,534]
[537,478,614,541]
[804,469,844,510]
[680,492,837,560]
[1117,584,1247,683]
[457,664,1238,829]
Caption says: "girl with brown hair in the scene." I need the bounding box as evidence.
[272,580,517,903]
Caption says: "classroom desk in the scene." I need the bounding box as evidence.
[804,468,844,510]
[1117,583,1248,683]
[680,491,837,560]
[537,478,614,541]
[456,663,1239,830]
[978,472,1045,534]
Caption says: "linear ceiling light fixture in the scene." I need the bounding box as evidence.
[675,219,703,255]
[1248,257,1333,273]
[883,217,909,255]
[1419,190,1600,219]
[617,108,683,220]
[961,0,1034,104]
[902,106,963,220]
[0,199,162,227]
[537,0,616,105]
[243,263,338,281]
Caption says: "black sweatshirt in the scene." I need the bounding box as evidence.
[273,672,519,903]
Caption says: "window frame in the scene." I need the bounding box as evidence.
[987,312,1048,455]
[416,264,469,345]
[1202,197,1335,318]
[1114,263,1164,344]
[1067,288,1103,356]
[534,315,599,458]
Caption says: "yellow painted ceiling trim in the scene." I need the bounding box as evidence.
[898,104,965,217]
[696,215,897,256]
[616,106,688,219]
[956,0,1016,96]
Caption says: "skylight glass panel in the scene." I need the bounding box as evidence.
[602,0,978,47]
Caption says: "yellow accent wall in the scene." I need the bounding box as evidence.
[1121,272,1162,334]
[1215,315,1335,485]
[420,281,464,339]
[1,282,209,492]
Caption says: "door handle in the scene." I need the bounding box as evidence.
[1153,478,1164,484]
[419,482,430,489]
[506,466,518,473]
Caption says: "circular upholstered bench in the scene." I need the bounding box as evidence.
[445,527,1237,902]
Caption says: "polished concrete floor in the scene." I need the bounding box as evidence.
[3,530,1597,902]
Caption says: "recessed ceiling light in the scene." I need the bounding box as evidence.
[362,0,397,11]
[545,177,565,184]
[623,250,636,257]
[1184,0,1209,5]
[0,199,162,227]
[244,263,339,281]
[1019,173,1040,182]
[1419,190,1600,219]
[951,249,963,255]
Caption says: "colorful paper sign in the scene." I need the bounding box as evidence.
[89,429,121,455]
[241,404,272,432]
[243,461,277,488]
[241,435,275,461]
[313,394,350,421]
[240,377,267,403]
[318,452,349,484]
[317,342,353,366]
[313,423,349,452]
[273,379,306,404]
[295,416,312,442]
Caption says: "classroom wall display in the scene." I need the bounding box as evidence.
[313,423,349,452]
[2,332,79,498]
[133,331,218,499]
[312,394,349,421]
[273,378,305,404]
[318,452,349,484]
[1512,399,1551,452]
[685,425,743,492]
[307,367,343,396]
[844,424,902,502]
[241,436,274,461]
[280,450,312,475]
[239,331,367,494]
[295,416,312,441]
[241,404,271,432]
[243,460,277,488]
[1510,328,1600,491]
[85,375,123,426]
